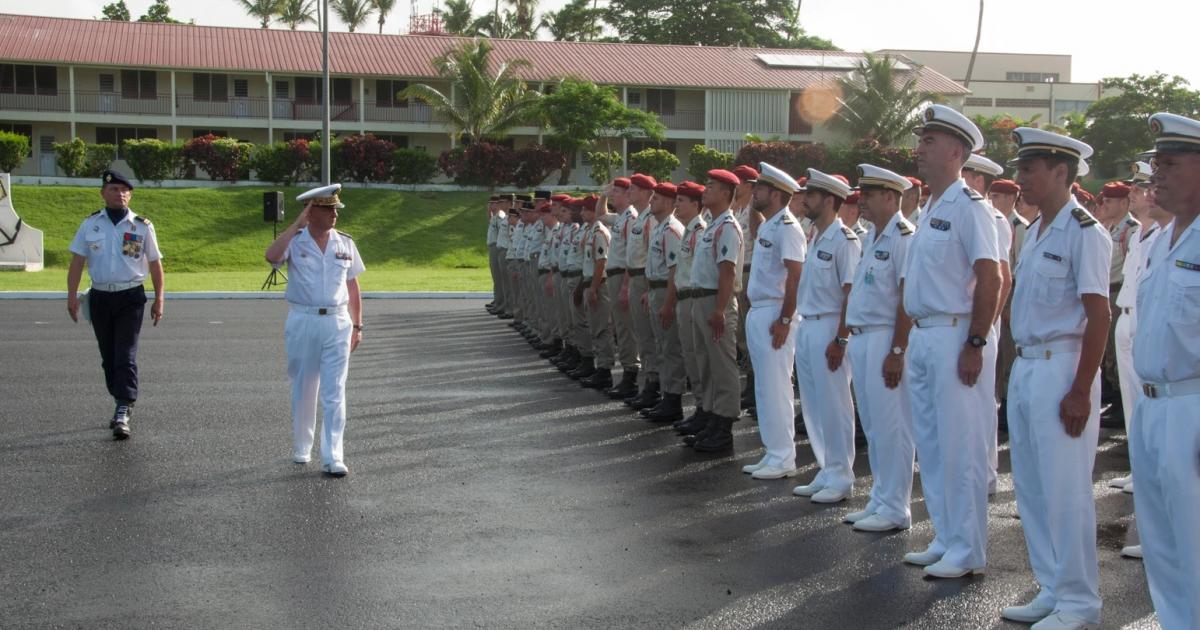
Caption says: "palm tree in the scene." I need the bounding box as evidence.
[834,53,939,146]
[236,0,281,28]
[504,0,537,38]
[372,0,395,33]
[539,0,600,41]
[332,0,374,32]
[399,38,542,143]
[278,0,315,29]
[440,0,476,35]
[963,0,984,88]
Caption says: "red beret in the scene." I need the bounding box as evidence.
[832,174,850,186]
[1074,188,1095,204]
[906,176,923,188]
[989,179,1020,195]
[630,173,657,190]
[707,169,740,187]
[797,176,808,189]
[581,195,599,212]
[732,165,759,183]
[613,177,631,189]
[1101,182,1131,199]
[844,192,860,205]
[653,181,677,197]
[677,181,705,199]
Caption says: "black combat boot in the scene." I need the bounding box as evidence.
[605,368,639,399]
[581,367,613,389]
[675,407,708,435]
[567,356,595,380]
[552,345,575,366]
[683,411,719,446]
[539,339,564,358]
[558,350,582,373]
[627,380,661,410]
[692,415,734,452]
[642,393,683,423]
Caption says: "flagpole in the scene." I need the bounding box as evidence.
[321,0,331,185]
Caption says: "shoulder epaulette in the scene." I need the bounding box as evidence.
[1070,207,1097,227]
[840,225,858,241]
[1012,214,1030,228]
[897,219,914,236]
[337,230,353,239]
[964,186,985,201]
[134,215,151,226]
[781,215,795,225]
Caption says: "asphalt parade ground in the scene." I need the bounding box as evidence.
[0,299,1158,629]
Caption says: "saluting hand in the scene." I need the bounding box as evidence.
[292,204,313,231]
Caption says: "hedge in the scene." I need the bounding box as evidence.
[0,131,30,173]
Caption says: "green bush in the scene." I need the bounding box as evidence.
[123,138,185,183]
[585,150,621,186]
[0,131,31,173]
[686,144,733,183]
[53,138,88,177]
[391,148,438,184]
[182,134,253,181]
[628,147,680,182]
[84,144,116,177]
[251,139,316,185]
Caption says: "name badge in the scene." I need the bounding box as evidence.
[758,238,773,248]
[1176,259,1200,271]
[1043,252,1063,262]
[874,250,890,261]
[929,218,951,231]
[335,251,353,261]
[817,250,833,261]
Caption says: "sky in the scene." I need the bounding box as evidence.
[14,0,1200,87]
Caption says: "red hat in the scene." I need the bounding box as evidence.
[630,173,657,190]
[1074,187,1095,204]
[707,169,740,187]
[613,177,632,189]
[653,181,677,198]
[1101,182,1131,199]
[905,176,923,189]
[832,174,850,186]
[538,200,552,212]
[676,181,705,199]
[551,194,571,202]
[797,176,808,189]
[844,192,860,205]
[989,179,1020,195]
[581,195,599,212]
[732,165,759,184]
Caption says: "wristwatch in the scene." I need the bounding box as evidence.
[353,324,364,332]
[891,346,905,356]
[834,336,849,347]
[779,316,792,325]
[966,334,987,348]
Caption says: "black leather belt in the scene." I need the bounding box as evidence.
[677,288,696,300]
[693,288,718,298]
[561,270,582,278]
[537,269,550,275]
[627,268,645,277]
[608,267,625,276]
[648,280,669,289]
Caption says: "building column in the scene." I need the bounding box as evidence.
[449,84,457,148]
[703,89,711,150]
[68,65,76,139]
[358,78,365,135]
[169,70,177,143]
[266,72,274,144]
[621,87,629,172]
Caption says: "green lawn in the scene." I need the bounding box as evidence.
[1,185,497,292]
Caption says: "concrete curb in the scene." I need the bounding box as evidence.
[0,291,492,300]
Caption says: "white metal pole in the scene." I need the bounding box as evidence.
[322,0,331,185]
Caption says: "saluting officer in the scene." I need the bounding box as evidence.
[264,184,365,477]
[1002,128,1110,630]
[901,105,1002,579]
[67,170,165,440]
[494,195,515,319]
[486,195,502,314]
[791,169,861,504]
[1128,112,1200,630]
[667,182,709,435]
[739,162,805,481]
[842,164,916,532]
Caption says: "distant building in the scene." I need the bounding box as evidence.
[0,13,968,182]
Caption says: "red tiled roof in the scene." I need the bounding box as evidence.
[0,13,968,94]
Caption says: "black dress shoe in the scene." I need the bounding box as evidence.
[675,409,708,435]
[605,369,639,399]
[693,416,734,452]
[567,357,595,380]
[498,313,513,319]
[111,402,132,440]
[628,381,662,410]
[581,367,613,389]
[643,393,684,422]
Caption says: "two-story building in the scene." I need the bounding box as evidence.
[0,14,968,183]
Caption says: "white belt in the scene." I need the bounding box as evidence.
[801,313,838,321]
[913,314,967,328]
[848,324,891,335]
[1142,376,1200,399]
[288,303,348,315]
[1016,338,1081,360]
[90,280,143,292]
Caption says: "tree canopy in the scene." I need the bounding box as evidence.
[602,0,836,49]
[101,1,131,20]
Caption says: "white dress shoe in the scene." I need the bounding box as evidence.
[293,451,311,464]
[1108,474,1132,489]
[923,559,983,578]
[1121,544,1143,559]
[752,465,799,480]
[903,547,943,566]
[852,514,906,532]
[1030,611,1097,630]
[742,456,769,474]
[792,481,825,497]
[322,461,350,477]
[810,488,848,504]
[1001,600,1055,623]
[1122,482,1134,494]
[843,509,874,524]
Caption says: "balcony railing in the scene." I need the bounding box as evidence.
[362,102,438,123]
[657,109,705,130]
[75,90,171,115]
[177,94,269,118]
[0,91,70,112]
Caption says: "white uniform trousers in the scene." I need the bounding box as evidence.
[848,327,914,527]
[676,297,705,409]
[1130,392,1200,630]
[629,275,658,382]
[795,315,856,494]
[1113,310,1139,440]
[747,304,799,469]
[983,325,1000,492]
[1008,347,1101,624]
[907,323,991,570]
[648,287,686,395]
[286,309,353,466]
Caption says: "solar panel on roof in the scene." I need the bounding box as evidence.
[755,53,911,71]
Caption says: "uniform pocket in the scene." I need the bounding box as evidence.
[84,233,105,253]
[1168,269,1200,324]
[925,229,951,264]
[1034,258,1070,306]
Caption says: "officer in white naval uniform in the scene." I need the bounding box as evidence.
[792,168,861,504]
[1001,128,1111,630]
[265,184,365,477]
[843,164,916,532]
[901,105,1002,579]
[739,162,806,480]
[1128,112,1200,630]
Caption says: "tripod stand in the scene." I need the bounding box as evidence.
[262,213,288,290]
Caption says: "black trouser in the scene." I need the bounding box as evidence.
[89,286,146,404]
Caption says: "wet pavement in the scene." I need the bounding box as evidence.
[0,299,1156,629]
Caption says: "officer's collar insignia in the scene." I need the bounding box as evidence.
[930,218,951,231]
[1043,252,1063,262]
[817,250,833,260]
[1176,259,1200,272]
[875,250,890,260]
